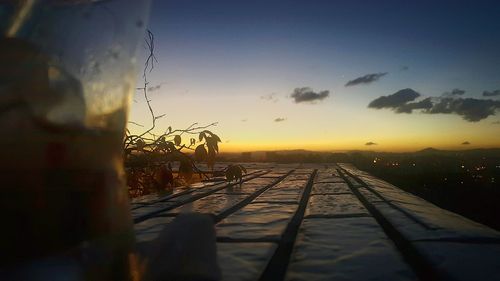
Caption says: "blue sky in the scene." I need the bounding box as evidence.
[129,0,500,151]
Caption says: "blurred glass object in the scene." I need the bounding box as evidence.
[0,1,150,280]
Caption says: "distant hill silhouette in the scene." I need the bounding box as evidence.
[218,147,500,162]
[386,147,500,157]
[417,147,440,153]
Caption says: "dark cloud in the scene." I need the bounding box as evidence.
[483,90,500,97]
[427,97,500,122]
[368,88,500,122]
[274,117,286,122]
[345,72,387,87]
[400,66,409,71]
[461,141,470,145]
[368,88,420,109]
[493,121,500,125]
[443,88,466,96]
[396,98,433,113]
[291,87,330,103]
[261,93,279,102]
[365,142,377,146]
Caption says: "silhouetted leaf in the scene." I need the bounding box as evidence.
[205,137,219,153]
[195,144,208,162]
[174,135,181,146]
[207,149,216,170]
[199,132,206,142]
[190,138,196,145]
[212,133,221,142]
[207,145,216,158]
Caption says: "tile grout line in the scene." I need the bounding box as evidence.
[258,169,318,281]
[133,170,271,224]
[336,166,454,281]
[304,213,372,219]
[339,167,435,230]
[216,237,279,243]
[131,170,266,210]
[214,169,296,223]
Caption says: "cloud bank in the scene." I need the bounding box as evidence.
[483,90,500,97]
[291,87,330,103]
[427,97,500,122]
[368,88,420,109]
[274,117,286,122]
[462,141,470,145]
[345,72,387,87]
[368,88,500,122]
[365,142,377,146]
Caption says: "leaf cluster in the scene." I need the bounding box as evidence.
[124,30,227,197]
[124,127,221,196]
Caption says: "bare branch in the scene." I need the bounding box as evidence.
[124,30,222,197]
[128,121,144,127]
[138,29,161,138]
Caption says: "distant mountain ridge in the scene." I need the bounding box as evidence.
[221,147,500,157]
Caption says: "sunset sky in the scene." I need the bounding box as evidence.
[128,0,500,152]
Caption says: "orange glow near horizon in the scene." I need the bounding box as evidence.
[127,124,500,154]
[218,139,500,153]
